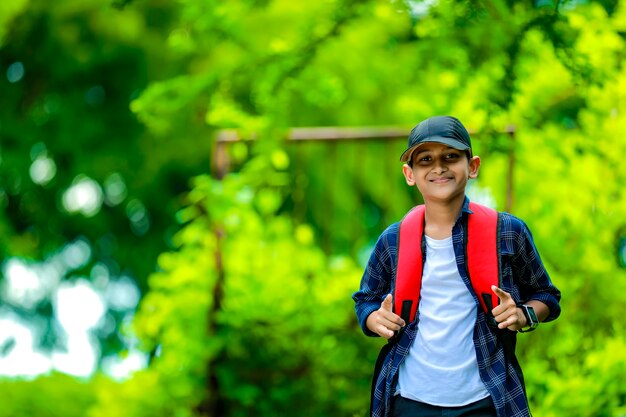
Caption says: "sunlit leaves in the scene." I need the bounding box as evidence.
[205,94,269,131]
[4,0,626,415]
[0,373,98,417]
[131,75,214,136]
[90,165,369,415]
[0,0,30,47]
[569,3,623,80]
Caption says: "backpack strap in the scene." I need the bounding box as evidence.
[394,202,500,325]
[394,205,425,324]
[467,202,500,315]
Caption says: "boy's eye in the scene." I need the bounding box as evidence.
[413,151,461,165]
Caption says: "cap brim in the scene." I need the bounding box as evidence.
[399,137,470,162]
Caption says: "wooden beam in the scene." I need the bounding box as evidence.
[216,126,412,143]
[213,124,517,211]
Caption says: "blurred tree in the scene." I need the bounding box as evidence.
[88,154,375,417]
[2,0,626,416]
[122,0,626,415]
[0,0,213,358]
[0,373,97,417]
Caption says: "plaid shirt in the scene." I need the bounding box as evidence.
[353,197,561,417]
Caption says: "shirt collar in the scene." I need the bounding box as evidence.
[461,195,472,214]
[452,196,472,225]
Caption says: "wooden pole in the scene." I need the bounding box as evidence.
[505,126,516,213]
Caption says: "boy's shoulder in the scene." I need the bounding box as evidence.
[371,221,401,252]
[498,211,529,231]
[378,221,400,241]
[466,201,532,239]
[496,211,536,244]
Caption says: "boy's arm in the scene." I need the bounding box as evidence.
[513,219,561,322]
[352,224,402,337]
[491,286,552,331]
[524,299,551,322]
[490,215,561,331]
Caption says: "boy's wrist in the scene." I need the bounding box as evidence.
[517,303,539,332]
[512,307,527,327]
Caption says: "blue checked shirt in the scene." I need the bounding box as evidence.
[353,197,561,417]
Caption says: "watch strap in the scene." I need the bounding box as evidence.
[517,303,538,333]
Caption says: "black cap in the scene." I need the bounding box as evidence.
[400,116,472,162]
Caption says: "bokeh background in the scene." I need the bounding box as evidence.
[1,0,626,416]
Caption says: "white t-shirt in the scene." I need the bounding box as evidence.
[396,235,490,406]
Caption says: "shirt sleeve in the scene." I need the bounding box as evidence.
[512,217,562,322]
[352,223,398,336]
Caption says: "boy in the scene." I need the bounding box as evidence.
[353,116,561,417]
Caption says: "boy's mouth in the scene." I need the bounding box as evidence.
[430,177,452,183]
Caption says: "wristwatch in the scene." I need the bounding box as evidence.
[518,304,539,333]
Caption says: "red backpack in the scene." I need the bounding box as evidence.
[369,203,517,416]
[394,202,501,324]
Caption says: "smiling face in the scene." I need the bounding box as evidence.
[402,142,480,205]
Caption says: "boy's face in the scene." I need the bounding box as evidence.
[402,142,480,203]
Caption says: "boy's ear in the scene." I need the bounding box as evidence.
[402,164,415,186]
[468,156,481,179]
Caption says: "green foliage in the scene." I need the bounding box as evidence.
[0,0,210,359]
[3,0,626,416]
[89,154,377,416]
[0,373,97,417]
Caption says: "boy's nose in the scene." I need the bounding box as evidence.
[433,161,448,173]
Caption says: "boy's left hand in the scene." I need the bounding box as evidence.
[490,285,526,331]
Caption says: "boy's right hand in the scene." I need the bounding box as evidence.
[366,294,406,339]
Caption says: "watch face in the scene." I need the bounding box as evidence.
[524,305,538,327]
[518,304,539,333]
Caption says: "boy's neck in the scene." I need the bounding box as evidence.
[422,195,465,239]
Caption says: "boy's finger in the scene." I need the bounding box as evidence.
[382,329,394,339]
[491,285,511,301]
[498,314,519,330]
[380,295,406,327]
[381,294,393,311]
[379,316,404,331]
[377,324,394,339]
